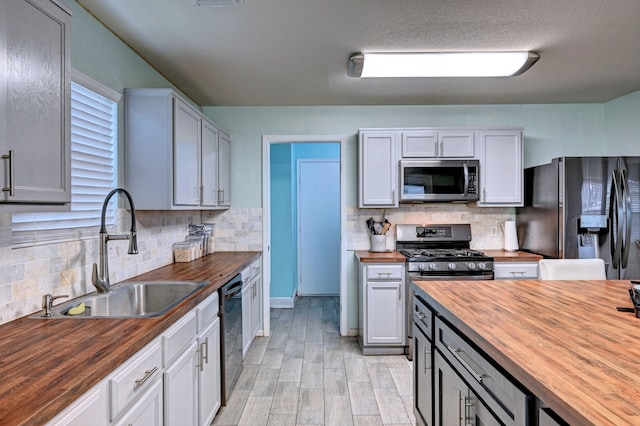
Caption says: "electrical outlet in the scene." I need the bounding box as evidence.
[490,226,498,237]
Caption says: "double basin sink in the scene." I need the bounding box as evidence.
[36,281,207,318]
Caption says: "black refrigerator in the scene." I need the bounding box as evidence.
[517,157,640,280]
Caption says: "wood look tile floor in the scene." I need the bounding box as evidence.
[213,296,415,426]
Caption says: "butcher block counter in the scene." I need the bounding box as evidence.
[0,251,260,426]
[413,278,640,425]
[354,250,406,263]
[481,249,543,262]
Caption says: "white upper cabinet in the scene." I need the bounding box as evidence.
[477,129,523,207]
[124,88,231,210]
[217,130,232,207]
[401,130,474,158]
[359,130,399,208]
[0,0,71,209]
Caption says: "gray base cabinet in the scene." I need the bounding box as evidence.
[358,262,406,354]
[0,0,71,209]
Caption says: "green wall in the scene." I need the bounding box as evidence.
[203,104,606,208]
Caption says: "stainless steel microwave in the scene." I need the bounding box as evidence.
[399,159,479,202]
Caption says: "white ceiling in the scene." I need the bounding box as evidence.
[76,0,640,107]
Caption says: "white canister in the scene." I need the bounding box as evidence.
[503,219,519,251]
[370,234,386,252]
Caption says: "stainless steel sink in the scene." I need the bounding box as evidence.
[35,281,206,318]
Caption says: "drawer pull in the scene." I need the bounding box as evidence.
[447,345,486,383]
[134,366,158,387]
[377,272,393,277]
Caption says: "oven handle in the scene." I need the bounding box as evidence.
[409,273,494,280]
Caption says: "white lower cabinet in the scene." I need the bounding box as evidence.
[494,261,539,279]
[163,341,198,425]
[241,257,262,356]
[358,262,406,354]
[198,317,221,426]
[113,380,163,426]
[47,382,109,426]
[47,292,221,426]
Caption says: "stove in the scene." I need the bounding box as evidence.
[397,224,494,279]
[398,223,494,361]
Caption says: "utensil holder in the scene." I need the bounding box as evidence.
[370,235,386,252]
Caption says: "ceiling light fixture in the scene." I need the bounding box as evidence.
[347,51,540,78]
[193,0,244,7]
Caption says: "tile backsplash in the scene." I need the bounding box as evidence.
[348,204,515,251]
[0,208,262,324]
[0,204,508,324]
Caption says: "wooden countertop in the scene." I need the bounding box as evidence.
[412,278,640,425]
[355,250,406,263]
[0,251,260,426]
[481,249,543,262]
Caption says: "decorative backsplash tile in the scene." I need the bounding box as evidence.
[0,204,510,324]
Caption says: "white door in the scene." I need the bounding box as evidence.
[298,159,340,295]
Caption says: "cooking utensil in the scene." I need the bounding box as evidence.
[366,217,375,234]
[381,222,391,235]
[373,222,383,235]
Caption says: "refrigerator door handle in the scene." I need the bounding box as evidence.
[609,169,623,272]
[621,167,632,269]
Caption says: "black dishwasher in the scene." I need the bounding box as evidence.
[218,274,243,406]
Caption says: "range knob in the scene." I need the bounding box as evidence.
[478,262,488,270]
[467,262,477,270]
[448,263,457,271]
[418,263,426,271]
[429,263,437,271]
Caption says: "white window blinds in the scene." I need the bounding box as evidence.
[12,80,118,247]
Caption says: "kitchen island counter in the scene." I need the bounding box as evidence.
[413,278,640,425]
[0,251,260,426]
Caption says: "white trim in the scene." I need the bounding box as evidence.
[270,297,296,309]
[71,69,122,103]
[262,135,348,336]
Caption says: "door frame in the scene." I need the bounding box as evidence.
[297,158,340,296]
[262,135,348,336]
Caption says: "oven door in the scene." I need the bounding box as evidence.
[400,159,479,202]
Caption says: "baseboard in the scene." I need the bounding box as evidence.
[345,328,359,337]
[270,296,296,308]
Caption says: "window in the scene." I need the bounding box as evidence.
[12,73,119,247]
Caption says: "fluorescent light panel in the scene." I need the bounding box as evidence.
[193,0,244,7]
[348,51,539,78]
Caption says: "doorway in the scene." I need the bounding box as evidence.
[262,135,347,337]
[297,159,340,295]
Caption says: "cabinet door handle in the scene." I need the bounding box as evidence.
[134,366,158,387]
[415,311,426,320]
[2,150,15,196]
[202,337,209,365]
[464,396,475,426]
[447,345,486,383]
[423,347,431,373]
[398,287,401,300]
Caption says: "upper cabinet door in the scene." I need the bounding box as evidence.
[438,131,475,157]
[401,131,438,157]
[477,129,523,206]
[401,130,474,158]
[201,119,219,207]
[0,0,71,206]
[359,131,399,208]
[173,99,202,206]
[218,131,232,207]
